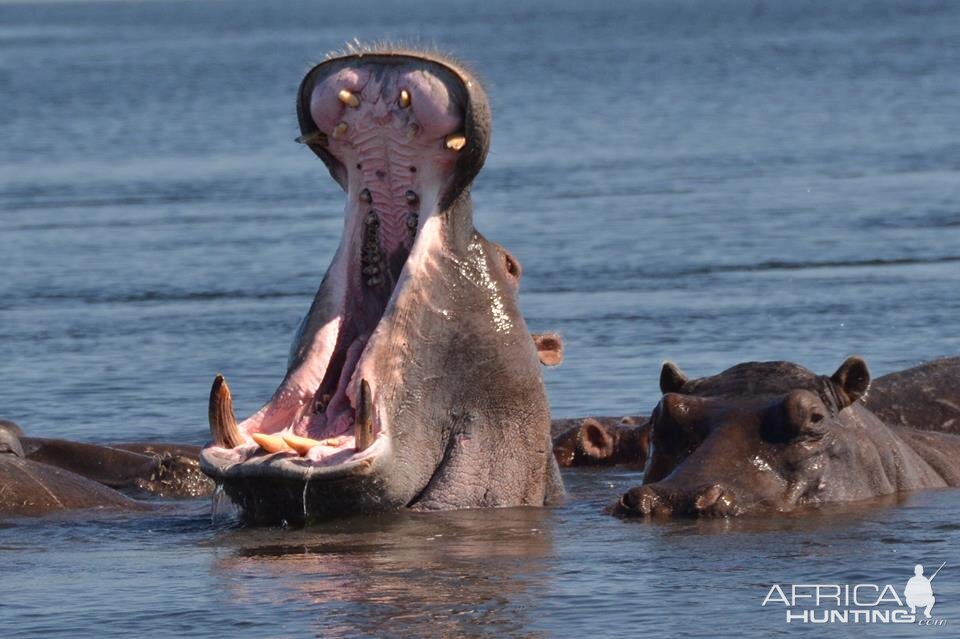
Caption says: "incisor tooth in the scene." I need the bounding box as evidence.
[332,122,348,139]
[338,89,360,108]
[444,133,466,151]
[398,89,411,108]
[281,434,347,456]
[251,433,294,454]
[208,374,243,449]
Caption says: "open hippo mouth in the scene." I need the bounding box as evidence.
[200,46,560,522]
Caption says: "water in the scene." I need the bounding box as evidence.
[1,0,958,636]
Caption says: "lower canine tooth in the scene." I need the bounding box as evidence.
[208,374,243,448]
[332,122,348,139]
[355,379,374,452]
[251,433,294,454]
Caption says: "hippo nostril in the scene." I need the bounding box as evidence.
[621,487,660,515]
[693,485,736,517]
[694,485,723,512]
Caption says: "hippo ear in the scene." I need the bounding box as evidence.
[580,418,615,460]
[0,430,24,458]
[532,332,563,367]
[830,356,871,406]
[660,362,689,394]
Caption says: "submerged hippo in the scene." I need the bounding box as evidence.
[614,357,960,518]
[21,438,211,498]
[866,356,960,434]
[200,46,563,522]
[0,419,212,518]
[552,417,649,467]
[1,421,144,517]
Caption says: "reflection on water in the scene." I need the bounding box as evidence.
[0,467,957,637]
[210,508,553,638]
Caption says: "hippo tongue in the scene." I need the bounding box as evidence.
[301,333,369,439]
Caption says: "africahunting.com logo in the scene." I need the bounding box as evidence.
[762,562,946,626]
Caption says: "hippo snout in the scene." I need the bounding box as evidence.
[617,485,666,516]
[614,483,737,518]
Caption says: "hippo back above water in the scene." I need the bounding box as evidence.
[614,356,960,518]
[866,356,960,434]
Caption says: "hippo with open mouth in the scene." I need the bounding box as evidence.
[614,357,960,518]
[199,46,563,523]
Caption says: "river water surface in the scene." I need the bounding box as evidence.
[1,0,959,636]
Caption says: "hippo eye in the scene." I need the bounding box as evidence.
[810,413,824,424]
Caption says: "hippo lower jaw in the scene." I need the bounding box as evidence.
[200,163,452,506]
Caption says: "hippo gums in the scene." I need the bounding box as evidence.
[200,46,563,523]
[614,357,960,518]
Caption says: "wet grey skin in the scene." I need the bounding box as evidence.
[0,420,146,518]
[20,438,211,498]
[865,356,960,434]
[200,46,563,523]
[613,357,960,518]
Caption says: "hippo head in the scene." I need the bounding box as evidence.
[199,46,560,522]
[615,357,872,517]
[552,417,649,467]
